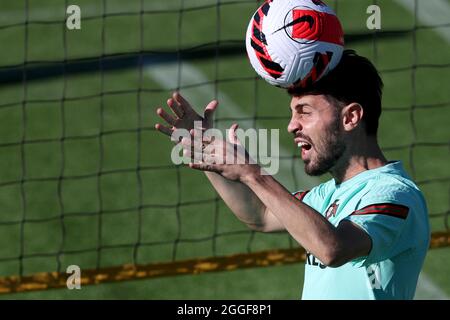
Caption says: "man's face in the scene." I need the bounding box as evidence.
[288,94,346,176]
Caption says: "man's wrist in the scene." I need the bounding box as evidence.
[240,165,265,186]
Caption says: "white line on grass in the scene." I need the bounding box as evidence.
[415,273,449,300]
[396,0,450,42]
[395,0,450,300]
[147,62,320,191]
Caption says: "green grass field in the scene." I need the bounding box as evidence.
[0,0,449,299]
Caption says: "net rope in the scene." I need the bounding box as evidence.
[0,0,448,293]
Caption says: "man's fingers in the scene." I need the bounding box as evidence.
[204,100,219,128]
[188,162,219,173]
[173,92,194,112]
[157,107,177,126]
[180,137,191,147]
[155,123,173,137]
[182,148,193,159]
[180,136,214,155]
[189,128,214,142]
[167,98,184,118]
[228,123,240,145]
[182,149,215,164]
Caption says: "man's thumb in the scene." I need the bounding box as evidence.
[204,100,219,127]
[228,123,241,145]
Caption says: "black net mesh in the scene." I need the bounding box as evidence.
[0,0,448,285]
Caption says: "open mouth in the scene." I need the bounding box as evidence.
[297,141,312,158]
[297,141,312,150]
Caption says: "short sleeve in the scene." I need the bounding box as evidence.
[345,186,414,267]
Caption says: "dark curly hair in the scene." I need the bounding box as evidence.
[288,50,383,136]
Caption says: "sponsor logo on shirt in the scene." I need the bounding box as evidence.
[366,264,382,289]
[306,252,327,269]
[325,199,340,220]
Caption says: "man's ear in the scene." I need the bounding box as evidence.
[341,103,364,132]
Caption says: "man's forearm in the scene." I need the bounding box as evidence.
[243,173,340,262]
[204,171,269,230]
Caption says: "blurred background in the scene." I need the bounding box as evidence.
[0,0,448,299]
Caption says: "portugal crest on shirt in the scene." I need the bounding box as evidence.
[325,199,340,220]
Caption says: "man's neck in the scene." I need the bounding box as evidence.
[331,136,387,184]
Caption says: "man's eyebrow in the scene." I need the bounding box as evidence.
[292,103,312,110]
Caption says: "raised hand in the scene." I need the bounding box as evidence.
[180,123,259,182]
[155,92,218,140]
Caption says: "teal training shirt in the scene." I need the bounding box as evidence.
[293,161,430,300]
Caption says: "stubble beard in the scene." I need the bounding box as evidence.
[304,119,346,176]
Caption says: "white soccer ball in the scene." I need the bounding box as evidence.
[245,0,344,88]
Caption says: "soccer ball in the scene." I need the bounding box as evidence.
[245,0,344,88]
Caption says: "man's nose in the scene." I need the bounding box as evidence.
[287,118,302,134]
